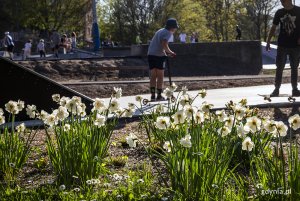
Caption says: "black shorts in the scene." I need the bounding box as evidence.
[148,55,167,70]
[7,45,14,52]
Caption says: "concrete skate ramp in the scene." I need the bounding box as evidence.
[0,57,93,121]
[131,41,262,76]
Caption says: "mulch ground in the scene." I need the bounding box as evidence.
[12,107,300,189]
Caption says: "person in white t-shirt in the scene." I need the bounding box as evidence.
[179,32,187,43]
[23,39,32,60]
[37,39,46,58]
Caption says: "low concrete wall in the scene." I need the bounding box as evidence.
[103,47,131,57]
[131,41,262,76]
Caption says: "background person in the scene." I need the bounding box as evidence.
[23,39,32,60]
[236,25,242,40]
[195,32,199,43]
[60,34,68,54]
[266,0,300,97]
[37,39,46,58]
[190,32,196,43]
[168,34,174,43]
[71,32,77,51]
[136,34,142,45]
[50,30,60,58]
[3,32,14,59]
[147,18,178,101]
[179,32,187,43]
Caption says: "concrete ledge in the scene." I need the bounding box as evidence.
[131,41,262,76]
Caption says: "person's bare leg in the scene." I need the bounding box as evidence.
[156,69,164,100]
[150,69,157,100]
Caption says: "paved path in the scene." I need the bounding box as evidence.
[61,75,275,85]
[103,83,300,115]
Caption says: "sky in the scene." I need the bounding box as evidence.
[275,0,300,11]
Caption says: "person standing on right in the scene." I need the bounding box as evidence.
[266,0,300,97]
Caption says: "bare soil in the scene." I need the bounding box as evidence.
[68,76,294,99]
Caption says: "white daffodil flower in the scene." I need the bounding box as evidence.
[52,94,61,103]
[59,96,70,107]
[113,87,122,99]
[112,173,123,181]
[45,114,58,127]
[0,115,5,125]
[163,88,174,98]
[195,111,205,124]
[180,135,192,148]
[155,116,170,130]
[163,141,172,153]
[184,105,195,120]
[123,108,134,118]
[237,123,247,138]
[232,104,246,120]
[170,82,178,92]
[93,98,106,112]
[288,114,300,131]
[63,124,71,132]
[109,99,120,113]
[218,126,231,137]
[26,104,37,119]
[172,110,186,124]
[39,110,49,121]
[66,99,78,114]
[179,95,191,107]
[225,115,235,129]
[0,108,3,116]
[275,121,288,137]
[128,103,136,110]
[126,133,138,148]
[244,116,261,133]
[72,96,82,104]
[17,100,25,111]
[59,185,66,191]
[53,106,69,121]
[200,102,213,113]
[198,89,207,98]
[182,86,188,95]
[135,95,143,102]
[5,101,20,114]
[16,123,26,133]
[216,110,227,122]
[94,114,106,128]
[242,137,254,152]
[128,103,135,110]
[263,120,276,134]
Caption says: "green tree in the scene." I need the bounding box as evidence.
[0,0,90,38]
[99,0,165,45]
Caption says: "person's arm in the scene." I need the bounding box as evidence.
[267,10,280,51]
[266,25,277,51]
[162,40,176,57]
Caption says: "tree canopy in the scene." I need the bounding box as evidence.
[0,0,280,44]
[0,0,89,37]
[99,0,279,44]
